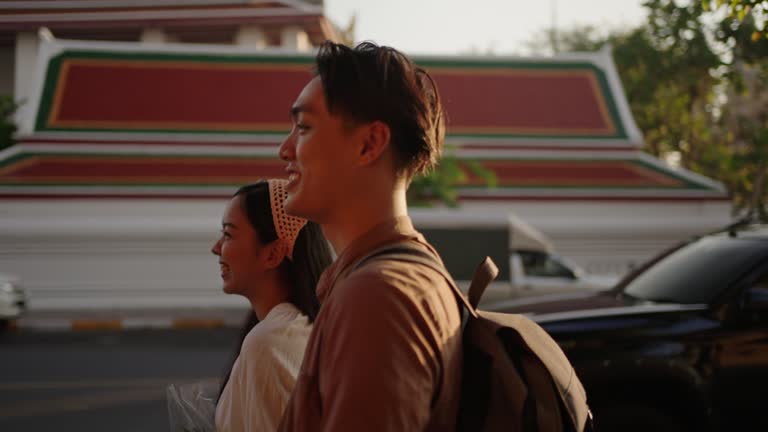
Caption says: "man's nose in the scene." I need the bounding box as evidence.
[211,238,222,256]
[278,134,295,161]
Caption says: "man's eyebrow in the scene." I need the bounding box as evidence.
[289,104,314,120]
[222,222,237,229]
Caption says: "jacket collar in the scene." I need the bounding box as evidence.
[317,216,421,303]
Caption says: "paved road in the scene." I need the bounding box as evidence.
[0,327,240,432]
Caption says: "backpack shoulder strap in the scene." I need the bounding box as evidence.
[354,242,482,319]
[467,256,499,310]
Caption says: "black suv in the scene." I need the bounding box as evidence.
[487,224,768,432]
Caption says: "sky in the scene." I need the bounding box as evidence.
[324,0,648,56]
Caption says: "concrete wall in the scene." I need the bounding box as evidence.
[0,199,247,310]
[0,199,733,311]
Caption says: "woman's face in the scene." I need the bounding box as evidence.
[211,195,267,297]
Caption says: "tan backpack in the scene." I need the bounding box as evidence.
[358,243,593,432]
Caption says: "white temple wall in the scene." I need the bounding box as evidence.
[0,198,733,310]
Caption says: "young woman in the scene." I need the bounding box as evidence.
[212,179,333,432]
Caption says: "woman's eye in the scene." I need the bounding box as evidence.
[296,123,310,133]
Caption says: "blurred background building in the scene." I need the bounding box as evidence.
[0,0,732,311]
[0,0,339,127]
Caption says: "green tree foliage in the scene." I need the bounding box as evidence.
[704,0,768,40]
[0,95,18,151]
[709,1,768,219]
[408,149,497,207]
[529,0,767,219]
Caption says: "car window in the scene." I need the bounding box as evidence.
[623,236,768,304]
[518,251,575,278]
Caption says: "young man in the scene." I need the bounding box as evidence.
[276,41,462,431]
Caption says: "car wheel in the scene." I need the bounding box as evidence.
[594,402,684,432]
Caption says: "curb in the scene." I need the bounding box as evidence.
[9,310,249,331]
[11,317,235,331]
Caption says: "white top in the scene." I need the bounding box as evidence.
[215,302,312,432]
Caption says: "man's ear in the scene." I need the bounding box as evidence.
[358,120,390,166]
[264,239,289,270]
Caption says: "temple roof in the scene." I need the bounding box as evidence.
[24,40,641,145]
[0,1,337,45]
[0,38,726,201]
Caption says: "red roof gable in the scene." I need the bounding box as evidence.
[0,38,726,201]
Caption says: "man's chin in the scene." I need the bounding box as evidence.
[284,194,307,218]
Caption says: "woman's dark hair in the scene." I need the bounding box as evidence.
[233,181,331,322]
[315,40,445,180]
[218,181,333,400]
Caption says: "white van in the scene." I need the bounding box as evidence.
[410,210,618,305]
[506,214,618,298]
